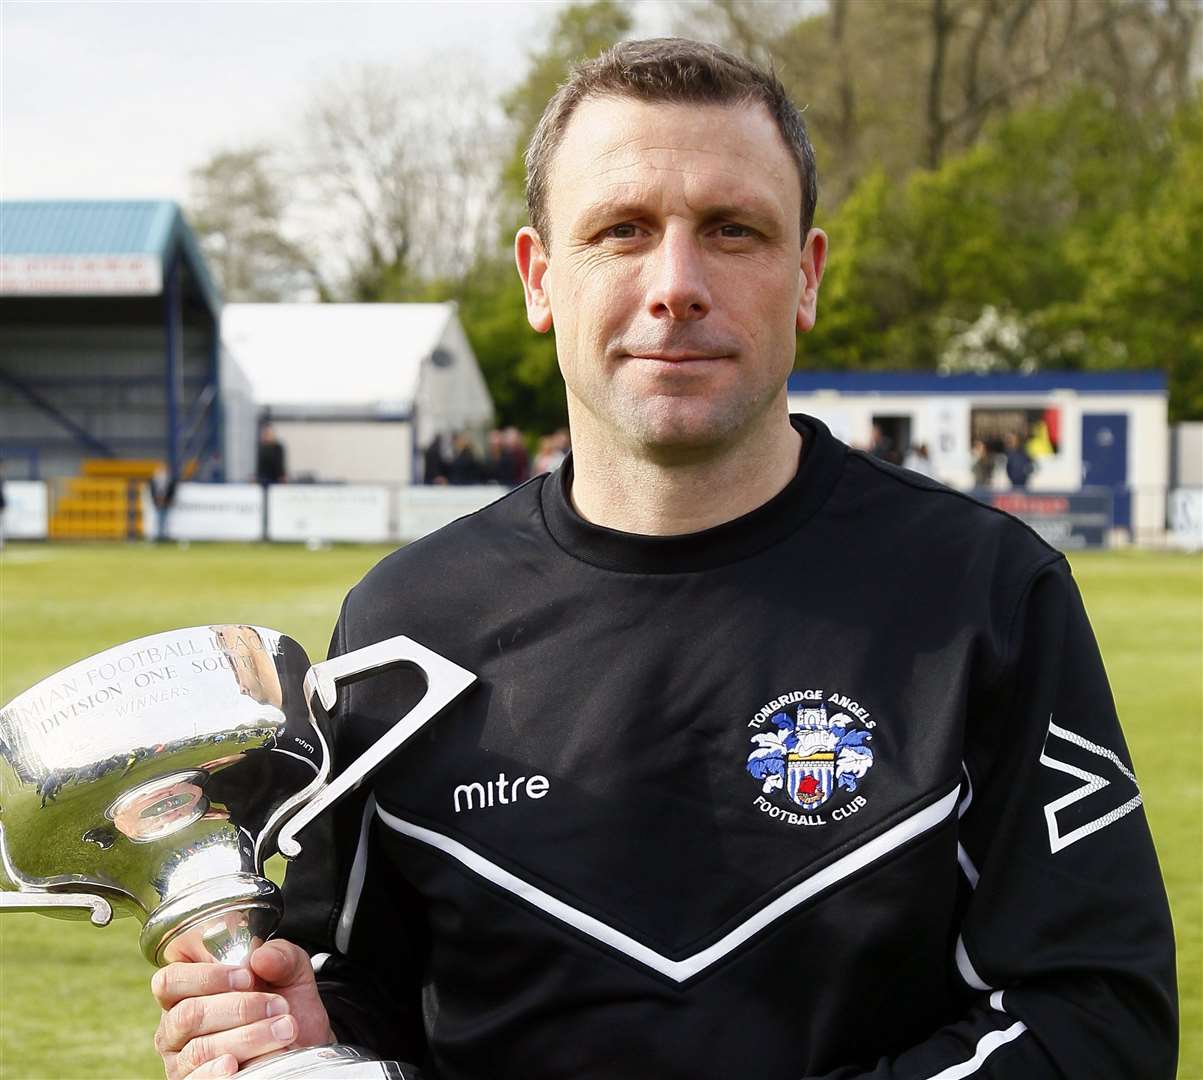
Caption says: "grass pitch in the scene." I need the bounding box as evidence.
[0,543,1199,1079]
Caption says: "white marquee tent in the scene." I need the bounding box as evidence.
[222,302,494,484]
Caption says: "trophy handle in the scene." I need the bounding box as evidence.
[0,891,113,926]
[274,636,475,859]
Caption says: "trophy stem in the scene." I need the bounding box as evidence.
[140,873,283,967]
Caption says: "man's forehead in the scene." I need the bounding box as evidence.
[550,96,797,209]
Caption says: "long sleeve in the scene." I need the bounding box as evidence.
[277,602,430,1065]
[809,557,1178,1080]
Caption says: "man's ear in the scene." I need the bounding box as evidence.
[796,227,828,334]
[515,226,553,334]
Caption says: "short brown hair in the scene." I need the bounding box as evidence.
[524,37,818,252]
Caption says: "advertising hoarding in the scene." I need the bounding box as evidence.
[268,485,391,543]
[2,481,49,539]
[980,489,1114,549]
[154,483,264,542]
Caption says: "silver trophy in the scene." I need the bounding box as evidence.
[0,625,475,1078]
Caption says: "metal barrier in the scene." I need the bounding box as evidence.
[6,481,1199,551]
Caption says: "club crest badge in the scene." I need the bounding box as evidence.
[745,690,877,828]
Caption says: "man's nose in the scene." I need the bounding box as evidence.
[645,228,711,321]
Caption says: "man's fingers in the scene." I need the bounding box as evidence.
[152,940,316,1079]
[248,939,314,989]
[181,1053,238,1080]
[175,1015,298,1078]
[151,962,254,1009]
[159,992,289,1053]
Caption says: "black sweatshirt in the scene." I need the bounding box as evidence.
[280,415,1177,1079]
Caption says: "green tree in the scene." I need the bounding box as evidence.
[800,169,921,370]
[803,89,1188,403]
[1072,97,1203,420]
[452,0,632,433]
[905,89,1167,318]
[498,0,634,221]
[456,258,566,433]
[685,0,1200,208]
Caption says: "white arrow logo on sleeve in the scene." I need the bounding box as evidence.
[1039,716,1143,854]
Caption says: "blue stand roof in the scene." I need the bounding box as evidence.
[786,371,1166,395]
[1,200,222,317]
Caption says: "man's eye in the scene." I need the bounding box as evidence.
[718,224,753,238]
[605,223,640,240]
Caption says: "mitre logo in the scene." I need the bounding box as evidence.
[745,689,877,829]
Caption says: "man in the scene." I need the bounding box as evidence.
[255,424,287,486]
[498,427,531,487]
[972,438,998,489]
[149,464,178,543]
[1004,431,1035,490]
[445,431,486,485]
[151,39,1176,1080]
[423,434,449,485]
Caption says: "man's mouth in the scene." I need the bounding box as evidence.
[624,352,731,363]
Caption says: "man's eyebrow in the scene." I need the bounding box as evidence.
[698,202,783,228]
[574,200,652,228]
[575,197,784,230]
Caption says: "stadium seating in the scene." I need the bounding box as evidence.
[47,460,154,539]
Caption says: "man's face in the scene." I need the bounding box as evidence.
[516,96,826,455]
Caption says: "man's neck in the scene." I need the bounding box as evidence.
[567,408,802,536]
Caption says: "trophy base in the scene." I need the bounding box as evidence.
[235,1044,419,1078]
[141,873,283,966]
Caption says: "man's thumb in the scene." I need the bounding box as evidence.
[249,939,314,988]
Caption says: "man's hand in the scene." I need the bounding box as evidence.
[151,939,336,1079]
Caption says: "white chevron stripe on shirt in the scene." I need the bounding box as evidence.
[376,786,960,983]
[922,1021,1028,1080]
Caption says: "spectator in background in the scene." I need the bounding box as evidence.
[903,442,937,480]
[502,427,530,486]
[533,432,567,475]
[485,429,505,481]
[256,424,287,486]
[149,465,177,544]
[486,427,532,487]
[423,434,449,485]
[868,423,902,465]
[971,439,996,488]
[0,459,6,552]
[868,423,890,461]
[1004,430,1035,489]
[446,432,485,485]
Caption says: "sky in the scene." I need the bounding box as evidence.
[1,1,674,205]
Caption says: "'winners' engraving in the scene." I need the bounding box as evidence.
[1,628,277,737]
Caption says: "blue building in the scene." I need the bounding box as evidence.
[0,200,244,486]
[787,371,1169,542]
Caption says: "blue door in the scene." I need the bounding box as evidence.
[1081,414,1129,527]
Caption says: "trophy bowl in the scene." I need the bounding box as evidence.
[0,624,475,1077]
